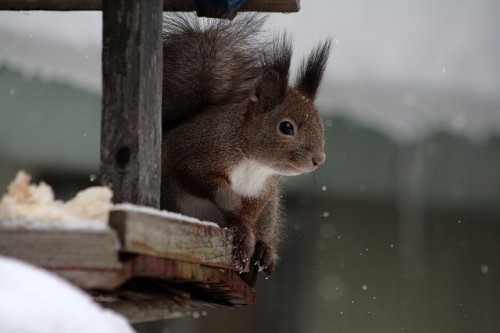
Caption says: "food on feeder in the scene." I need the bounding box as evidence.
[0,170,112,224]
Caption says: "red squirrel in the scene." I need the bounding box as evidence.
[161,14,332,275]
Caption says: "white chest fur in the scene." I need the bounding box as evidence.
[229,159,276,197]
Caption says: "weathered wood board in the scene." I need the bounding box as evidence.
[55,267,132,290]
[97,255,255,322]
[0,206,256,322]
[109,205,248,272]
[97,296,195,323]
[0,0,300,12]
[0,219,127,289]
[131,255,255,306]
[0,220,122,269]
[99,0,163,208]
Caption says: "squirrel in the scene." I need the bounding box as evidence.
[161,14,332,275]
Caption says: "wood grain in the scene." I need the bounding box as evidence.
[0,207,257,322]
[0,221,122,269]
[99,0,163,208]
[108,208,243,271]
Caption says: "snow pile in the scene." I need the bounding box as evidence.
[0,171,112,224]
[0,256,136,333]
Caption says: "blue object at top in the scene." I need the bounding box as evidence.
[194,0,247,15]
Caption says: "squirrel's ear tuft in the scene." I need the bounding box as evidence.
[259,34,292,106]
[295,38,333,100]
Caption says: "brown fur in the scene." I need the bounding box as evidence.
[161,14,332,275]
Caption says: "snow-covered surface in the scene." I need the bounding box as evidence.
[113,203,220,228]
[0,256,136,333]
[0,219,109,231]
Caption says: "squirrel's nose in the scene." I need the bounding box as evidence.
[312,152,326,167]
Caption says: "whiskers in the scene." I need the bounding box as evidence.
[308,164,334,194]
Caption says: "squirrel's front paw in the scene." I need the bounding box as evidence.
[231,226,255,270]
[252,241,278,276]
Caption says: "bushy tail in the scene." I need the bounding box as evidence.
[162,14,268,127]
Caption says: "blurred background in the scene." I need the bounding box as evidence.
[1,0,500,332]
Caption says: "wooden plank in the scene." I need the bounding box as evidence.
[54,267,131,290]
[0,219,128,290]
[99,0,162,208]
[0,0,300,12]
[94,255,255,322]
[0,214,256,322]
[240,0,300,12]
[130,256,255,306]
[100,298,192,323]
[94,288,209,323]
[0,220,122,270]
[94,255,254,323]
[108,206,243,271]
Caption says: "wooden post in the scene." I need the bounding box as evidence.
[100,0,163,208]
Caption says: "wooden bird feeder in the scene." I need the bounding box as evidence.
[0,0,300,323]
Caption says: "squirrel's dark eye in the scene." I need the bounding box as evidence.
[279,121,294,136]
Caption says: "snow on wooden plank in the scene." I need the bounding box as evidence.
[0,0,300,12]
[109,204,248,272]
[0,219,109,231]
[114,203,219,228]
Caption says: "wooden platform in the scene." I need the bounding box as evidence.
[0,204,257,323]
